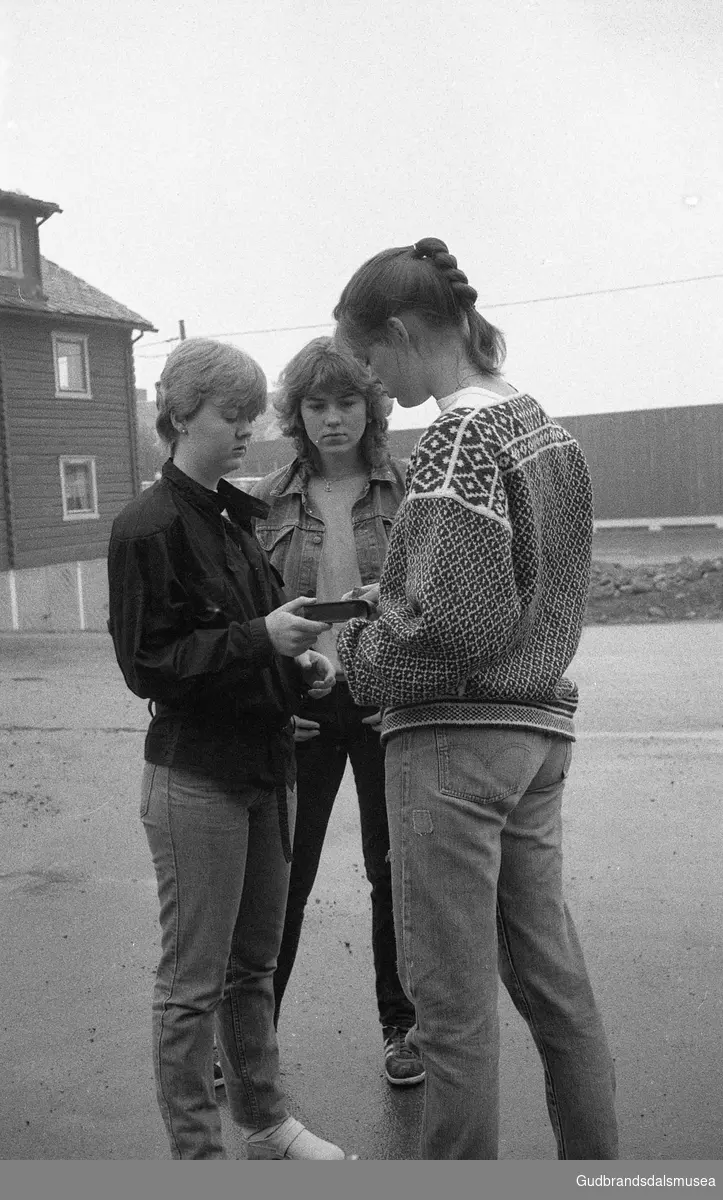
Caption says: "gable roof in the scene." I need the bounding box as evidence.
[0,256,156,331]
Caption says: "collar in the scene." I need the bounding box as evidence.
[270,455,398,499]
[436,386,522,414]
[162,459,270,525]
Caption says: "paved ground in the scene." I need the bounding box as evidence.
[1,623,722,1161]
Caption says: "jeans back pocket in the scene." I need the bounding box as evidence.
[435,727,533,804]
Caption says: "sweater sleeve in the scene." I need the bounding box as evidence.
[336,432,531,707]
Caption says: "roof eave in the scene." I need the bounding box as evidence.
[0,301,157,332]
[0,190,63,219]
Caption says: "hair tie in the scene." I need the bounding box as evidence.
[411,237,449,261]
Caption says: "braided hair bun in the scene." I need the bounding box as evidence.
[333,237,506,375]
[412,238,479,312]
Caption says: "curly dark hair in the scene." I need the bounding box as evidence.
[274,336,392,475]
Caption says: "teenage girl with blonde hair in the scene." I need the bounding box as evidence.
[108,338,347,1159]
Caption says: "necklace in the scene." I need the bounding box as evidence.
[318,471,369,493]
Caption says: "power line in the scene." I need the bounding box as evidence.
[481,271,723,309]
[134,271,723,358]
[136,320,335,354]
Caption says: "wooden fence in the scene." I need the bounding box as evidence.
[236,402,723,526]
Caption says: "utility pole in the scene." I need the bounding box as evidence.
[178,319,186,341]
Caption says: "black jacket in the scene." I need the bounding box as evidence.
[107,460,302,796]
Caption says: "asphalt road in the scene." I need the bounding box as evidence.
[1,623,722,1161]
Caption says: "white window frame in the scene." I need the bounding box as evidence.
[52,332,92,399]
[59,456,99,521]
[0,217,23,277]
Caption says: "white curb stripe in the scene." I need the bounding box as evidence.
[8,569,18,630]
[76,562,86,631]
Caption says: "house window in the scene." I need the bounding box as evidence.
[52,333,92,398]
[59,457,99,521]
[0,217,22,276]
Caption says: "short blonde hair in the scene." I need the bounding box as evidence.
[155,338,267,450]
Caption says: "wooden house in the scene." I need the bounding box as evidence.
[0,188,155,630]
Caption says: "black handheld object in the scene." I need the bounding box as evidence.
[301,599,372,623]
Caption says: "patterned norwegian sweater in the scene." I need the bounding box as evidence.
[336,387,593,743]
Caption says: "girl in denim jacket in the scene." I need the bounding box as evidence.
[250,336,424,1087]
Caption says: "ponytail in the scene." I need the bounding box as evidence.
[334,238,505,375]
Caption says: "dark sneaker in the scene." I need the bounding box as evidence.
[213,1046,224,1089]
[383,1025,425,1087]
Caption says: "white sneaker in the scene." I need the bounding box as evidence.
[240,1116,345,1160]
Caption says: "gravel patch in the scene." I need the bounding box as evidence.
[585,556,723,624]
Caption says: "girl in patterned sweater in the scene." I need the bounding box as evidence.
[334,238,619,1161]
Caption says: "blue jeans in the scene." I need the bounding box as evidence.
[385,726,618,1160]
[274,680,415,1031]
[141,763,294,1159]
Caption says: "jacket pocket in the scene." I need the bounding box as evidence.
[255,524,295,570]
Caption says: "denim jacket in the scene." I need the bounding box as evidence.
[249,456,407,598]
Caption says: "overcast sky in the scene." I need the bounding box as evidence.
[1,0,721,429]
